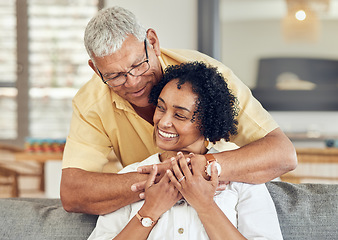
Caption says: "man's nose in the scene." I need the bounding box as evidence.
[123,74,141,88]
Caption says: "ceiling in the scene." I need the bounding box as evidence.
[220,0,338,22]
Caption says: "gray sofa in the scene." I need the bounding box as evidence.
[0,181,337,240]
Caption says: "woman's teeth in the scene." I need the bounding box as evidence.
[158,129,178,138]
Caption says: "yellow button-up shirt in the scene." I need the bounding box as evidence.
[62,48,278,172]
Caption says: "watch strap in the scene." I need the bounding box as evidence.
[205,153,217,164]
[135,211,143,222]
[205,154,221,177]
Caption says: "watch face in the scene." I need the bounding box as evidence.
[207,162,222,176]
[141,217,154,227]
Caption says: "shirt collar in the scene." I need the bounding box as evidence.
[110,90,135,113]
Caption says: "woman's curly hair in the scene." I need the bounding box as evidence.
[149,61,238,143]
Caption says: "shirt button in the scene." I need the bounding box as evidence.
[178,228,184,234]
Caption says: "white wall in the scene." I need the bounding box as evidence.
[221,19,338,88]
[269,111,338,147]
[105,0,198,49]
[220,4,338,140]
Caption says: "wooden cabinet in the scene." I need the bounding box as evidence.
[281,148,338,184]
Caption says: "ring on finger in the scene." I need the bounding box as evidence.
[178,176,186,183]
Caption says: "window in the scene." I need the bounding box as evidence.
[0,0,101,147]
[0,1,17,140]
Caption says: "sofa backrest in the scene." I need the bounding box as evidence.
[266,181,338,240]
[0,198,97,239]
[0,182,337,240]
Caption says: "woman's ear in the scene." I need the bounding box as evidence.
[146,28,161,56]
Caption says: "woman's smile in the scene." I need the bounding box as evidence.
[157,128,179,139]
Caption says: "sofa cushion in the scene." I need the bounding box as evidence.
[266,181,338,240]
[0,198,97,240]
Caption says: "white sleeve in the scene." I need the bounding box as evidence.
[117,162,140,174]
[118,154,161,174]
[235,183,284,240]
[87,205,132,240]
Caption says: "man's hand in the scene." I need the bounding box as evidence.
[132,153,188,198]
[136,156,173,175]
[131,159,172,198]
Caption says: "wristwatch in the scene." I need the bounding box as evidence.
[205,154,222,177]
[136,211,157,227]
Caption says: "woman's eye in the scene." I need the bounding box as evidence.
[175,113,187,119]
[156,105,165,111]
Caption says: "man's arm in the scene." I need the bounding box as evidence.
[213,127,297,184]
[137,128,297,185]
[60,168,148,215]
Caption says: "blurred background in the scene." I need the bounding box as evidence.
[0,0,337,198]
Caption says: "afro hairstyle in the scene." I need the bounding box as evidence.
[149,61,238,143]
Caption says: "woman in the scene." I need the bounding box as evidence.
[88,62,283,240]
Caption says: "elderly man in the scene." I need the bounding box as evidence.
[60,6,297,215]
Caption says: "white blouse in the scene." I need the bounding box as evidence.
[88,153,283,240]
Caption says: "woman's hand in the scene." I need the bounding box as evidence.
[132,158,173,199]
[139,165,182,220]
[167,152,219,212]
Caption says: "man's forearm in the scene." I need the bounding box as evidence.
[215,128,297,184]
[60,168,148,215]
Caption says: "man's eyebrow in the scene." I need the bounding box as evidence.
[132,53,145,66]
[103,54,145,78]
[103,72,119,78]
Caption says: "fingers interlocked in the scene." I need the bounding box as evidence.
[178,176,185,183]
[166,152,192,189]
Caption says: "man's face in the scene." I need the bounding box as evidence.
[93,35,163,108]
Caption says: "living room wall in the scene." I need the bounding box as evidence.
[220,17,338,145]
[105,0,198,50]
[221,19,338,88]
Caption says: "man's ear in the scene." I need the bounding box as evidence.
[146,28,161,56]
[88,59,98,75]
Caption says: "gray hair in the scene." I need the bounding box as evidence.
[84,6,147,60]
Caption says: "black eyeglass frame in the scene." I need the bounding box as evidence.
[96,39,150,88]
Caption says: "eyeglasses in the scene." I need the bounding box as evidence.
[97,39,150,88]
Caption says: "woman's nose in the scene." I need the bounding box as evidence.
[159,114,173,128]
